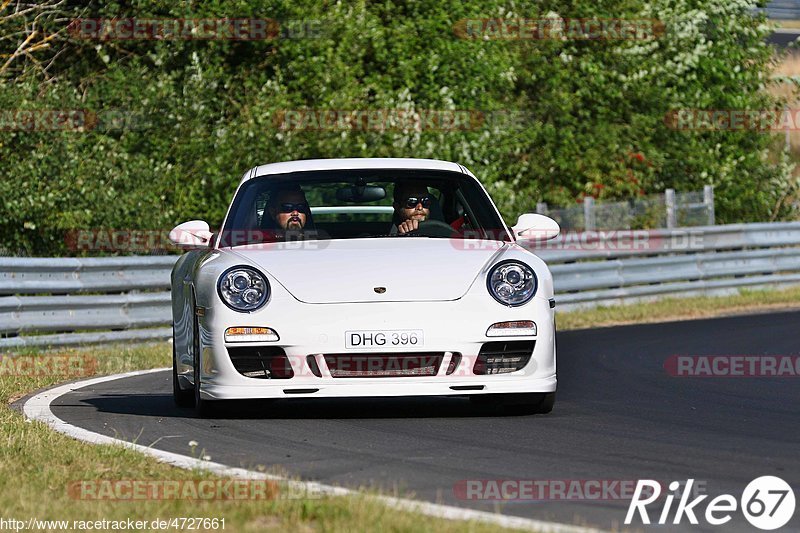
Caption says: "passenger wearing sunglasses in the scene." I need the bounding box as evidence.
[267,184,310,232]
[392,182,433,235]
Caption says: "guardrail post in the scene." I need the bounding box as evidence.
[785,105,791,153]
[583,196,595,231]
[536,202,548,215]
[704,185,715,226]
[665,188,676,229]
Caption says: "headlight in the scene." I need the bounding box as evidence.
[486,260,537,306]
[217,266,270,312]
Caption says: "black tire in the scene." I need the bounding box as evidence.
[172,339,195,408]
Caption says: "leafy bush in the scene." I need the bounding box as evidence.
[0,0,795,255]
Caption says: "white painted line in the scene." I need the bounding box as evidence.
[23,368,605,533]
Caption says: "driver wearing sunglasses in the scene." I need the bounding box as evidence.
[392,182,433,235]
[268,184,309,232]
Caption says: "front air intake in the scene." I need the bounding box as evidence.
[227,347,294,379]
[473,341,535,375]
[323,353,444,377]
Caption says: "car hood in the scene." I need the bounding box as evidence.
[226,238,506,304]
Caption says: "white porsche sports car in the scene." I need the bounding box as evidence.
[169,158,561,417]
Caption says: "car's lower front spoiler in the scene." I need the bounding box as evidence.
[199,373,556,400]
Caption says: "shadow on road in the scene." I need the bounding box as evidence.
[77,392,560,420]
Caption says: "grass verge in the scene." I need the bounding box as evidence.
[774,19,800,29]
[557,285,800,330]
[2,285,799,531]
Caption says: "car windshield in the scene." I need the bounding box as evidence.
[218,169,510,247]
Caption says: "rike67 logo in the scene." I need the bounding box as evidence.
[625,477,796,530]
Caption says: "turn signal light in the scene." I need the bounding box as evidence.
[486,321,536,337]
[224,327,279,342]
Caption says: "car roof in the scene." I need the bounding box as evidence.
[242,158,467,182]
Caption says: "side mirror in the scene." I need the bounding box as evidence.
[169,220,214,249]
[512,214,560,241]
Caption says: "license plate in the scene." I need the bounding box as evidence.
[345,329,424,349]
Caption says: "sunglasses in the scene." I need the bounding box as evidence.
[279,202,308,214]
[404,196,432,209]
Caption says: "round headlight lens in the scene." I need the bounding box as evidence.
[487,261,537,306]
[232,273,250,291]
[218,266,270,312]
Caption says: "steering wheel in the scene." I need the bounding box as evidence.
[401,219,455,237]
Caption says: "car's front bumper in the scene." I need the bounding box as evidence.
[185,293,557,400]
[199,374,557,399]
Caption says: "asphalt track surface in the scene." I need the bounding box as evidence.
[768,29,800,47]
[39,311,800,532]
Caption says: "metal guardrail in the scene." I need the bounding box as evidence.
[531,222,800,309]
[536,187,714,231]
[764,0,800,20]
[2,223,800,348]
[0,256,175,294]
[0,256,176,348]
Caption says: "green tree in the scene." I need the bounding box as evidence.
[0,0,795,255]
